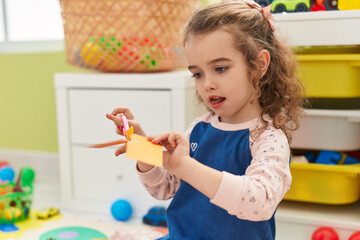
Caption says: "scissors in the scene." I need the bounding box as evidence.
[89,114,134,148]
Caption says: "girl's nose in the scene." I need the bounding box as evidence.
[204,77,217,91]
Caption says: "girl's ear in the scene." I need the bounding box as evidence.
[257,49,270,78]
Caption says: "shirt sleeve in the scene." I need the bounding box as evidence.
[137,165,181,200]
[210,126,292,221]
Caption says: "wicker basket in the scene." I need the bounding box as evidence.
[59,0,199,72]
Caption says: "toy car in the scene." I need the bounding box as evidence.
[255,0,273,7]
[142,206,167,227]
[36,207,60,219]
[271,0,310,13]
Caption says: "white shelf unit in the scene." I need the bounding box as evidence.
[273,10,360,240]
[54,70,196,219]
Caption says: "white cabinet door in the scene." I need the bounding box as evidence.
[69,89,172,145]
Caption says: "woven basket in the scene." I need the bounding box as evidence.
[59,0,199,72]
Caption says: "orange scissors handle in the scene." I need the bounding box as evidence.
[88,139,128,148]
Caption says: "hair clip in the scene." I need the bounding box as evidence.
[244,0,275,32]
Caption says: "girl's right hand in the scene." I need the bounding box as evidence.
[106,107,146,156]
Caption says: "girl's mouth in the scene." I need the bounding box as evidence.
[209,96,226,109]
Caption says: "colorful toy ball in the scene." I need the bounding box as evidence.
[349,232,360,240]
[0,166,15,182]
[21,167,35,186]
[312,227,339,240]
[0,159,10,170]
[110,199,132,221]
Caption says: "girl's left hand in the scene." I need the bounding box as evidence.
[149,132,190,174]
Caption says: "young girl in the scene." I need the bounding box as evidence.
[107,1,305,239]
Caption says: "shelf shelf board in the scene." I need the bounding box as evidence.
[277,200,360,228]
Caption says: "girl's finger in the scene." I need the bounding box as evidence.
[106,113,115,120]
[111,107,135,120]
[162,142,174,152]
[173,132,188,145]
[106,113,125,132]
[106,113,121,125]
[115,127,124,136]
[168,133,178,148]
[115,144,127,156]
[149,132,172,144]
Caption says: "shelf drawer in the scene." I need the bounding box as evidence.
[284,162,360,204]
[71,147,170,215]
[69,89,171,145]
[291,109,360,151]
[297,54,360,98]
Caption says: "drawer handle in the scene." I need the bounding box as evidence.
[116,174,123,180]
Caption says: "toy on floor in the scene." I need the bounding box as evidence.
[142,206,167,227]
[0,167,35,224]
[0,166,15,182]
[0,224,19,232]
[312,227,339,240]
[36,207,60,220]
[13,169,26,193]
[21,167,35,186]
[39,226,108,240]
[110,229,163,240]
[0,159,10,170]
[111,199,132,221]
[349,232,360,240]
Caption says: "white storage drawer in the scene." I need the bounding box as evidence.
[71,147,170,217]
[69,89,171,144]
[291,109,360,151]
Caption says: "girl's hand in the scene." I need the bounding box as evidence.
[151,132,222,200]
[106,107,146,156]
[149,132,191,175]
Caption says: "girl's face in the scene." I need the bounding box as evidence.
[185,30,262,124]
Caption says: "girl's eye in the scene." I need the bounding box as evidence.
[215,66,228,73]
[192,72,203,79]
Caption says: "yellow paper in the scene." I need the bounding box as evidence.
[126,134,163,166]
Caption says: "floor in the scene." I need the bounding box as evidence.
[0,165,166,240]
[1,150,360,239]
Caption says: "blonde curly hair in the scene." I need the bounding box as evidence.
[183,1,307,143]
